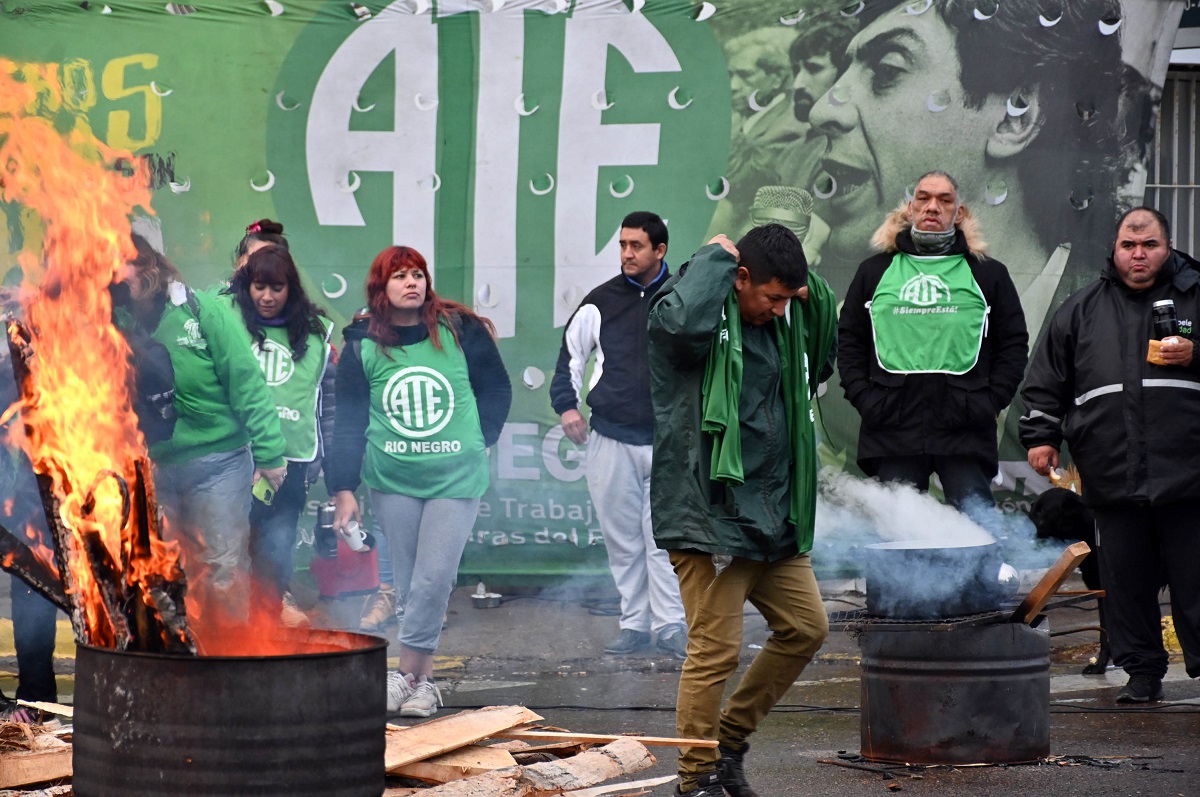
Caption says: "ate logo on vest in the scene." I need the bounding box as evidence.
[382,366,456,438]
[254,339,295,386]
[899,273,952,306]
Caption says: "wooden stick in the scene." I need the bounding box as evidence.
[494,729,718,749]
[559,774,678,797]
[817,758,923,779]
[818,758,894,778]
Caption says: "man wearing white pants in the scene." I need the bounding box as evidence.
[550,211,688,659]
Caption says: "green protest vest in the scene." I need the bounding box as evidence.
[868,252,988,375]
[360,331,488,499]
[254,318,332,462]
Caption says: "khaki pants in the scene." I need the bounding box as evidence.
[669,551,828,780]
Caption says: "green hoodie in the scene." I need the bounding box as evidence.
[148,281,286,469]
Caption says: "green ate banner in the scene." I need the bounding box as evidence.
[0,0,1184,578]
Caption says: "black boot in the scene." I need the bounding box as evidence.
[674,770,725,796]
[717,742,759,797]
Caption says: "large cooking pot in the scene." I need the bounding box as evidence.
[864,540,1004,619]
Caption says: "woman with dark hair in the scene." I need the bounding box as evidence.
[327,245,511,718]
[234,219,289,268]
[121,234,287,631]
[226,244,335,622]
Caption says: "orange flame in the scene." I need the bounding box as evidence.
[0,58,181,646]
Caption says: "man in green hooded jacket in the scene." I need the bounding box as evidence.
[647,223,837,797]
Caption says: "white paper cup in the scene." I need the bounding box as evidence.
[337,520,368,552]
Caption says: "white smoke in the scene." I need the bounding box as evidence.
[816,470,996,546]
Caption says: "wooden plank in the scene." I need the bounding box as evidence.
[15,702,71,719]
[390,744,518,782]
[495,728,718,749]
[1011,541,1092,625]
[0,747,72,789]
[560,774,678,797]
[385,706,542,771]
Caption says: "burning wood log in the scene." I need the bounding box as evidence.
[32,474,89,645]
[121,460,193,655]
[0,526,68,613]
[5,320,195,655]
[79,528,133,651]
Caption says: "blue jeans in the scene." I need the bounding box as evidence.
[249,461,310,608]
[2,451,59,701]
[154,447,254,624]
[369,491,477,654]
[11,576,58,702]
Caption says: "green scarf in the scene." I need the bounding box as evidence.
[701,291,744,484]
[701,275,838,552]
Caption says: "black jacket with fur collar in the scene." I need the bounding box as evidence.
[838,208,1029,475]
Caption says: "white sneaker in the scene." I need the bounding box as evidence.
[386,672,415,713]
[399,680,442,718]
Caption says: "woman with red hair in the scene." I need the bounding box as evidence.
[326,246,511,718]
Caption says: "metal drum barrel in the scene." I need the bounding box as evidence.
[859,620,1050,765]
[73,629,386,797]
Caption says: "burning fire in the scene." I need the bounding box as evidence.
[0,58,186,649]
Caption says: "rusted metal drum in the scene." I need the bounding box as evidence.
[859,620,1050,765]
[73,629,386,797]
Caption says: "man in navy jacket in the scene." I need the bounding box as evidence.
[550,211,687,660]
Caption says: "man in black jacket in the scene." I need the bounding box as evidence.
[838,170,1028,509]
[549,211,687,659]
[1021,207,1200,704]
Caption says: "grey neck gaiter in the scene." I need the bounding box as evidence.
[910,225,957,256]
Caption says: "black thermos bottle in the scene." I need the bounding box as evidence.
[1152,299,1179,339]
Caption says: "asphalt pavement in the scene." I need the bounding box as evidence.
[1,571,1196,797]
[379,572,1199,797]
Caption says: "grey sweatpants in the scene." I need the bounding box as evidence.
[369,490,479,654]
[587,431,686,634]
